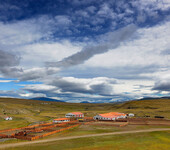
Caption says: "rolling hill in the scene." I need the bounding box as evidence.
[0,97,170,130]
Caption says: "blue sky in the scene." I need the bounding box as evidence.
[0,0,170,102]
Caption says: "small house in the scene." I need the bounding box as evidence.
[65,112,84,118]
[128,113,135,117]
[53,118,70,123]
[5,117,13,121]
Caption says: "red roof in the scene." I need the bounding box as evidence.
[71,112,83,115]
[53,118,70,121]
[99,112,126,118]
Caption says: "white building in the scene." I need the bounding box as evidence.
[94,112,126,121]
[128,113,135,117]
[53,118,70,123]
[65,112,84,118]
[5,117,13,121]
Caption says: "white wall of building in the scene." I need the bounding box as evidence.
[65,113,84,118]
[5,117,12,120]
[53,119,69,123]
[93,115,116,120]
[128,113,135,117]
[93,114,126,120]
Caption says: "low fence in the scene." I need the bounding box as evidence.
[0,134,8,138]
[0,121,77,134]
[0,122,52,133]
[0,120,79,140]
[15,124,80,141]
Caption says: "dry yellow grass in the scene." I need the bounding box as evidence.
[0,97,170,130]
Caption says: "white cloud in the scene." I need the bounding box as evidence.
[0,15,74,51]
[38,76,118,96]
[20,93,46,98]
[0,80,13,83]
[17,41,82,68]
[22,84,56,92]
[85,21,170,68]
[20,76,158,101]
[47,25,137,68]
[0,20,43,47]
[113,80,155,96]
[131,0,170,12]
[86,6,97,14]
[141,69,170,92]
[55,15,72,26]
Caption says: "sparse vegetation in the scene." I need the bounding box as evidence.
[0,97,170,149]
[2,131,170,150]
[0,98,170,130]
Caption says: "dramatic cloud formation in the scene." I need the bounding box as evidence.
[46,77,117,96]
[0,49,60,81]
[0,0,169,102]
[46,25,137,68]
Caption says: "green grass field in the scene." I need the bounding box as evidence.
[0,97,170,130]
[3,131,170,150]
[0,97,170,149]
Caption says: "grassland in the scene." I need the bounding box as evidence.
[0,97,170,130]
[2,131,170,150]
[0,97,170,149]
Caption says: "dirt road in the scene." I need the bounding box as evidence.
[0,128,170,149]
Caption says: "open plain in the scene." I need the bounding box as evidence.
[0,98,170,149]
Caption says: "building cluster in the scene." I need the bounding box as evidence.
[4,116,13,121]
[3,112,134,123]
[53,112,134,123]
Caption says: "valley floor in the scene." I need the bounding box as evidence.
[0,128,170,150]
[0,98,170,149]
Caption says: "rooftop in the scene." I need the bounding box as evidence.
[99,112,126,118]
[70,112,83,115]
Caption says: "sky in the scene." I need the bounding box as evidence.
[0,0,170,103]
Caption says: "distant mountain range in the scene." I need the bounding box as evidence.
[30,97,65,102]
[30,96,170,103]
[80,101,90,103]
[109,96,170,104]
[138,96,170,101]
